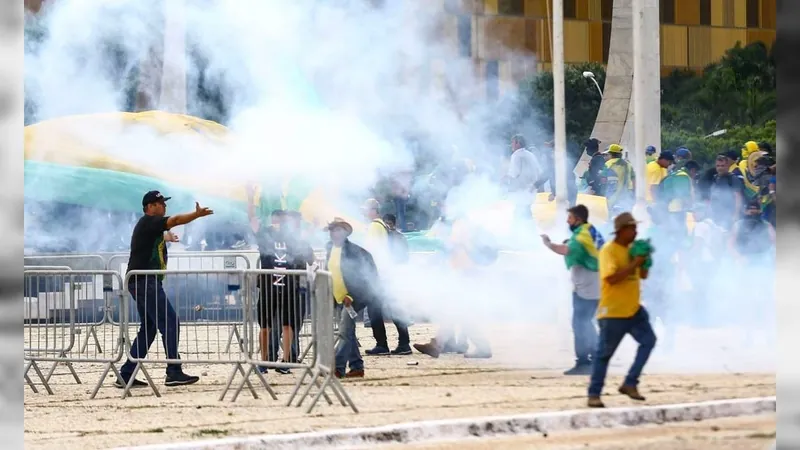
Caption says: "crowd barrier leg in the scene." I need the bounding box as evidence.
[224,364,277,403]
[80,325,104,354]
[23,360,52,395]
[223,325,245,354]
[120,361,161,400]
[43,349,82,386]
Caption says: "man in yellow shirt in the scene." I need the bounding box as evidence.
[361,198,411,355]
[645,145,657,164]
[588,212,656,408]
[325,217,381,379]
[645,151,671,203]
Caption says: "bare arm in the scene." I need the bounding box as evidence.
[166,202,213,230]
[541,235,569,256]
[640,268,649,280]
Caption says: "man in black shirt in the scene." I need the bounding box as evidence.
[116,191,213,389]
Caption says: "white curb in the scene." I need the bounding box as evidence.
[116,396,776,450]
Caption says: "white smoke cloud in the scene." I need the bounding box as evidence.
[23,0,775,374]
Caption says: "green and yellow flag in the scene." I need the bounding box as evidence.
[564,223,605,271]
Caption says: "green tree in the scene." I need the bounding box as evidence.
[513,62,606,149]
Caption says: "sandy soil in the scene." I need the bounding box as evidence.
[24,323,775,450]
[383,415,776,450]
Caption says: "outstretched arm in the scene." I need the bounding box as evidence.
[166,202,214,230]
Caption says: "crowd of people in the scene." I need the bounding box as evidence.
[114,133,776,407]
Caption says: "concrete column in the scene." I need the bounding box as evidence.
[574,0,633,177]
[159,0,187,114]
[632,0,661,204]
[552,0,568,204]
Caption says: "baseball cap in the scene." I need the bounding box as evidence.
[675,147,691,159]
[142,190,171,207]
[658,151,675,162]
[612,212,640,233]
[645,145,656,154]
[601,144,623,155]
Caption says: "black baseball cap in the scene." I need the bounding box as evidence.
[142,190,171,207]
[658,151,674,162]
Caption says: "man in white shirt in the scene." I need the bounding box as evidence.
[505,134,542,222]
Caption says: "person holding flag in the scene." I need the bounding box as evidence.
[541,204,605,375]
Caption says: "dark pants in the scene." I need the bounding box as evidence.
[121,277,182,377]
[572,293,599,365]
[588,306,656,397]
[394,196,408,232]
[369,304,410,349]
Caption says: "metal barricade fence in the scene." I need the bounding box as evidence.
[24,254,107,271]
[23,270,126,399]
[225,268,316,403]
[286,270,357,413]
[121,269,264,400]
[107,252,256,349]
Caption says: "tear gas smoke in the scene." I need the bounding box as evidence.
[24,0,775,373]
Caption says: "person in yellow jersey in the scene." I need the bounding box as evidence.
[645,151,672,204]
[587,212,656,408]
[325,217,381,379]
[413,215,494,359]
[360,198,411,355]
[600,144,634,213]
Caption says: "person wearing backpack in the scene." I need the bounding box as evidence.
[361,199,412,356]
[383,214,410,264]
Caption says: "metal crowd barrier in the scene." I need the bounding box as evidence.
[23,270,126,399]
[116,267,355,412]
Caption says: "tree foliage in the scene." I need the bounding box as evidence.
[513,41,776,165]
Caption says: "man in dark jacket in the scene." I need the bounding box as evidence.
[325,218,382,378]
[583,137,606,196]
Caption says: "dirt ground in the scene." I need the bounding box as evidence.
[23,323,776,450]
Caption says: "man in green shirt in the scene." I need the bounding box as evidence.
[658,150,694,239]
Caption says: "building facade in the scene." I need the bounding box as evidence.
[440,0,776,95]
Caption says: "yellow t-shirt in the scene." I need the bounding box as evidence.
[597,241,641,319]
[645,161,666,203]
[448,219,473,270]
[328,246,349,304]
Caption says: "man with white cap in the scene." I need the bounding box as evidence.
[588,212,656,408]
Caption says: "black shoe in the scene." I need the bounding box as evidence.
[365,346,390,356]
[391,345,413,355]
[275,367,292,375]
[563,364,593,376]
[114,375,147,389]
[165,372,200,386]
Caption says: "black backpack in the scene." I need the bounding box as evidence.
[375,219,410,264]
[387,229,410,264]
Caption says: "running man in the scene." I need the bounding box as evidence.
[588,212,656,408]
[116,191,213,388]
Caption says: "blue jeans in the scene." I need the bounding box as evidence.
[121,277,182,377]
[572,293,598,365]
[335,306,363,373]
[588,306,656,397]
